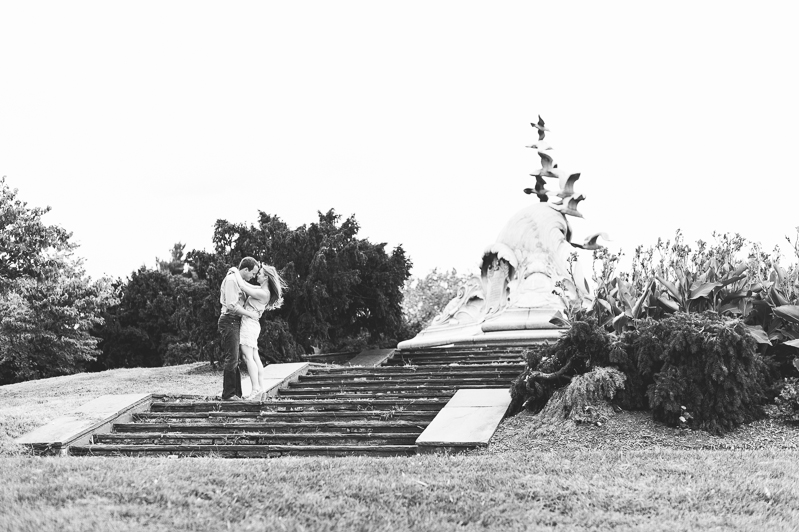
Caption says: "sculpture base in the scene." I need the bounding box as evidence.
[398,306,567,350]
[397,327,565,350]
[481,308,564,332]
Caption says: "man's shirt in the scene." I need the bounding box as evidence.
[220,272,246,315]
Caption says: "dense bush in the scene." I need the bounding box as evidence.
[510,319,615,414]
[631,312,768,434]
[775,377,799,424]
[511,312,769,434]
[538,367,627,425]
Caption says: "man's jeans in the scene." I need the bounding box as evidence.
[218,313,243,399]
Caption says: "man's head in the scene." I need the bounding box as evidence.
[238,257,259,281]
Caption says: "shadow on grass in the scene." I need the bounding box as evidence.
[185,363,220,375]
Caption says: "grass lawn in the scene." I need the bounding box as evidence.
[2,364,798,531]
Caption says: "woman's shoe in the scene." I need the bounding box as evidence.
[246,389,262,401]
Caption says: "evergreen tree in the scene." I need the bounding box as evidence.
[192,209,411,353]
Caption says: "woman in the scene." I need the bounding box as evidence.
[228,263,287,400]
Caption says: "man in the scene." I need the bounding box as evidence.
[218,256,259,400]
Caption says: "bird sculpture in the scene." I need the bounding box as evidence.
[555,171,581,198]
[571,232,610,250]
[530,149,559,178]
[531,115,549,140]
[526,140,551,152]
[554,194,586,218]
[523,176,551,202]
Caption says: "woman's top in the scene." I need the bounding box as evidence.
[243,295,267,320]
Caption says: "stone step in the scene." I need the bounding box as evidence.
[391,351,525,360]
[281,383,508,394]
[112,421,428,434]
[69,444,418,457]
[151,398,449,412]
[296,374,520,384]
[309,364,525,375]
[277,391,457,400]
[385,361,523,368]
[93,432,420,446]
[44,346,531,458]
[394,347,527,355]
[386,357,525,365]
[134,411,437,423]
[285,379,514,390]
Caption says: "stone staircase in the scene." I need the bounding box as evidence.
[69,346,526,457]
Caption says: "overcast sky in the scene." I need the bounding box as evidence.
[3,2,798,281]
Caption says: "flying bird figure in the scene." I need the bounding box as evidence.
[526,140,551,151]
[555,194,586,218]
[555,171,581,198]
[531,115,550,140]
[523,176,551,202]
[571,232,611,250]
[530,149,559,178]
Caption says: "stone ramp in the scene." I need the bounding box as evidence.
[345,348,395,367]
[416,388,513,453]
[15,394,152,455]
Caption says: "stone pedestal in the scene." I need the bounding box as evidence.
[399,203,588,349]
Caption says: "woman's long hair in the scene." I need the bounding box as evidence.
[259,264,288,310]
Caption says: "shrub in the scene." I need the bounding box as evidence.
[510,311,770,435]
[509,319,615,414]
[631,312,768,435]
[775,378,799,424]
[537,367,627,425]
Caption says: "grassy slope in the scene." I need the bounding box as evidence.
[2,364,799,532]
[0,363,220,453]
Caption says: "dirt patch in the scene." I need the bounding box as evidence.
[482,406,799,454]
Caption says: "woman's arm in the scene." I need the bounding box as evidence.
[228,268,270,301]
[243,285,270,302]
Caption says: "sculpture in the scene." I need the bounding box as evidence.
[398,117,607,349]
[429,275,484,327]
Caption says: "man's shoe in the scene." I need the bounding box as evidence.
[222,395,242,401]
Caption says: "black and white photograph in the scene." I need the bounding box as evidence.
[2,2,798,531]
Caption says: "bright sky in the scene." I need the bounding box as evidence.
[2,2,798,281]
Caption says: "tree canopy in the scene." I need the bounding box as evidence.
[401,268,474,338]
[92,208,412,374]
[191,209,412,353]
[3,176,414,383]
[0,177,118,384]
[0,176,73,284]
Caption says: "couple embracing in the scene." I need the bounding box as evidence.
[218,257,287,401]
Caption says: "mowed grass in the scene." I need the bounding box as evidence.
[2,451,798,531]
[2,364,799,531]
